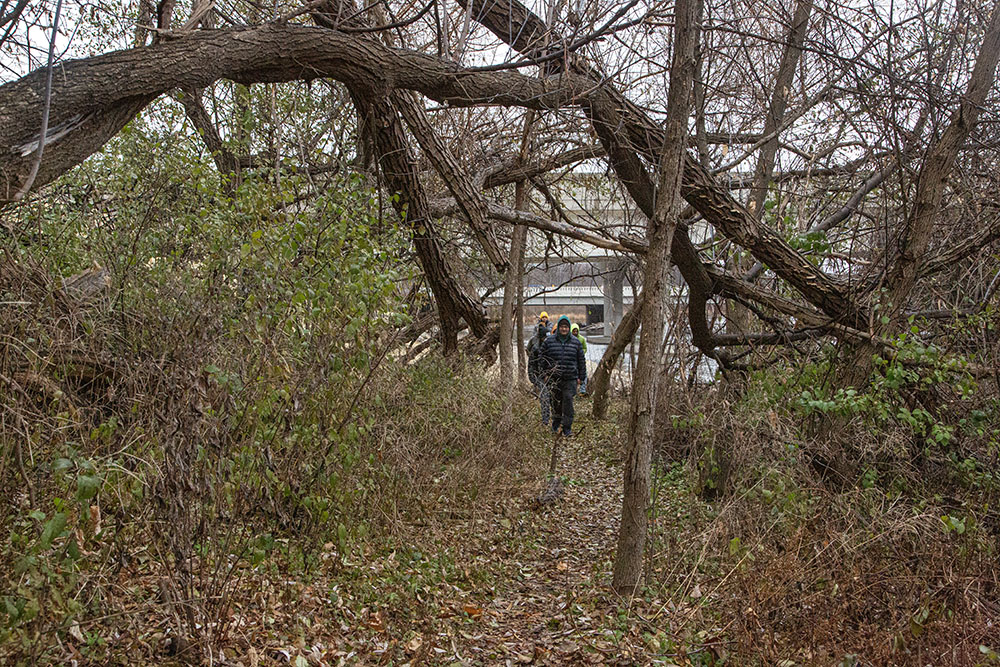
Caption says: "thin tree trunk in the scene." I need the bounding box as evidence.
[887,0,1000,319]
[692,14,709,169]
[747,0,813,218]
[179,87,242,178]
[456,0,862,328]
[396,92,507,271]
[590,293,644,420]
[313,0,488,354]
[499,218,526,394]
[500,110,536,395]
[612,0,699,595]
[843,0,1000,388]
[516,245,527,386]
[730,0,812,333]
[352,93,486,353]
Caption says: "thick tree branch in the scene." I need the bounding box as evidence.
[921,209,1000,277]
[887,0,1000,318]
[456,0,864,331]
[178,87,243,176]
[0,23,589,200]
[396,92,507,271]
[747,0,813,218]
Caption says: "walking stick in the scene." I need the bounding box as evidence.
[538,425,586,506]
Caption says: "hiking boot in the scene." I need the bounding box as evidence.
[561,430,573,438]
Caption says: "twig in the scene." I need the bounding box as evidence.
[12,0,63,201]
[337,0,435,34]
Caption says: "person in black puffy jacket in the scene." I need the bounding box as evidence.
[539,315,587,437]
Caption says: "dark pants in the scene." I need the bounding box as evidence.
[550,377,577,434]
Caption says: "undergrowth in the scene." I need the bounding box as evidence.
[647,343,1000,665]
[0,250,536,663]
[0,124,540,663]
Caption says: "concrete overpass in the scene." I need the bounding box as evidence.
[482,285,636,308]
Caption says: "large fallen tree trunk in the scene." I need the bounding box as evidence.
[0,9,863,347]
[309,0,491,353]
[353,93,488,353]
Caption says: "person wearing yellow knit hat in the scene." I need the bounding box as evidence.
[538,311,550,333]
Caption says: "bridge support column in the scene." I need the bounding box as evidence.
[603,281,614,337]
[603,261,626,336]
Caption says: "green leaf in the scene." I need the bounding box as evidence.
[77,474,102,501]
[4,596,19,619]
[728,537,742,555]
[39,512,67,549]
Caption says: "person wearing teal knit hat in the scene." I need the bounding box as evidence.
[538,315,587,437]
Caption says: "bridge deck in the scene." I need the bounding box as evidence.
[482,284,637,306]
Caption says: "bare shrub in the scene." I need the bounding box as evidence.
[647,365,1000,661]
[0,243,540,663]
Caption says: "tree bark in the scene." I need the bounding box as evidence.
[500,109,536,395]
[731,0,812,332]
[178,87,244,181]
[747,0,813,218]
[395,92,507,271]
[837,0,1000,387]
[579,92,719,357]
[352,92,487,353]
[499,218,526,395]
[451,0,842,368]
[309,0,490,353]
[515,240,527,386]
[612,0,699,595]
[0,23,587,200]
[0,2,866,343]
[590,293,644,420]
[456,0,862,329]
[2,13,860,335]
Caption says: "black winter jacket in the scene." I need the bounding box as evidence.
[526,335,542,380]
[539,333,587,382]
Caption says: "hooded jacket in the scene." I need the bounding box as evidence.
[571,324,587,353]
[539,316,586,382]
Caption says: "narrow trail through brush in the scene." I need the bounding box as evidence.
[536,425,587,507]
